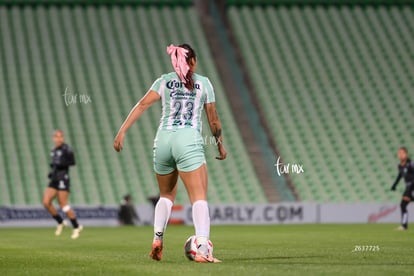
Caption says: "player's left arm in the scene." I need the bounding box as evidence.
[114,90,160,152]
[63,147,75,167]
[54,146,75,169]
[66,147,75,166]
[204,102,227,160]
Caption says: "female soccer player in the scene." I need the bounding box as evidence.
[114,44,226,263]
[391,147,414,230]
[42,130,83,239]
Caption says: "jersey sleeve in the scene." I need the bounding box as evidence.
[149,75,166,96]
[204,77,215,104]
[391,172,402,189]
[65,146,76,167]
[58,145,75,168]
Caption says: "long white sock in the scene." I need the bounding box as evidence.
[153,197,173,241]
[192,200,210,244]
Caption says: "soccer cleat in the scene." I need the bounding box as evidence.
[194,244,221,263]
[55,220,67,236]
[395,225,407,231]
[71,225,83,239]
[149,240,163,261]
[194,253,222,263]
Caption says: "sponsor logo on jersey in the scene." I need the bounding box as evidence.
[169,90,197,98]
[166,79,200,90]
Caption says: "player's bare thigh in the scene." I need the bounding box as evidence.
[57,190,70,207]
[156,170,179,202]
[43,187,57,206]
[57,191,77,219]
[179,163,208,204]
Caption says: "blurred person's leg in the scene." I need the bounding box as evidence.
[57,190,82,239]
[43,187,66,235]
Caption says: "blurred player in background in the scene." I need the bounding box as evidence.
[114,43,226,263]
[42,130,83,239]
[118,194,139,225]
[391,147,414,230]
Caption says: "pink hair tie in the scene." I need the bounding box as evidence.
[167,44,190,83]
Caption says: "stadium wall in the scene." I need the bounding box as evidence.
[1,0,413,5]
[225,0,414,5]
[1,203,413,227]
[0,0,192,5]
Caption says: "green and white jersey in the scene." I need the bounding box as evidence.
[150,72,215,132]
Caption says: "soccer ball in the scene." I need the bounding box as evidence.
[184,235,213,261]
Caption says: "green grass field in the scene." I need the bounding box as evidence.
[1,224,413,276]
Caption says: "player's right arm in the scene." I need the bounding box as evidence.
[114,90,160,152]
[204,102,227,160]
[391,171,402,191]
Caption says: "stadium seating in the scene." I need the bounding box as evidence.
[0,4,267,205]
[228,4,414,202]
[2,1,412,206]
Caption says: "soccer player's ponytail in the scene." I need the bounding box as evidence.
[166,43,196,90]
